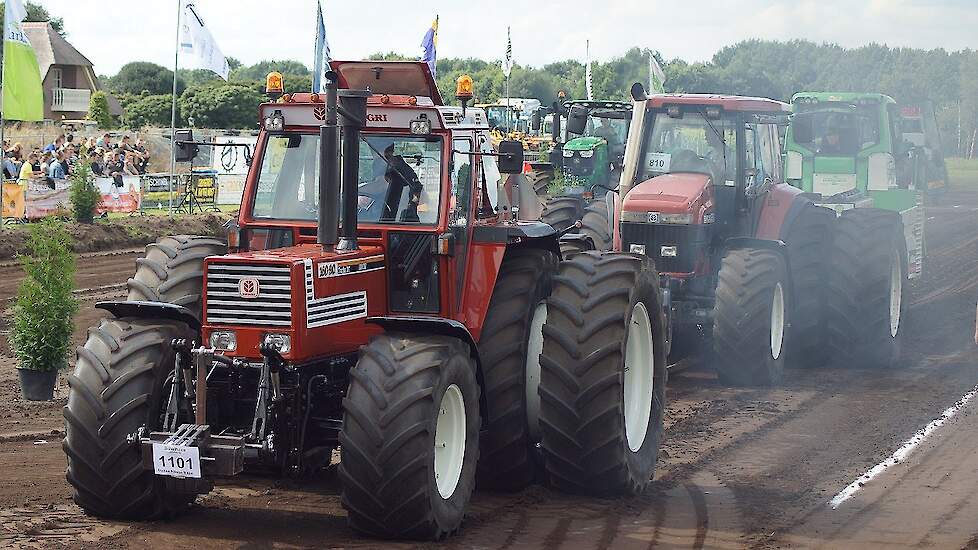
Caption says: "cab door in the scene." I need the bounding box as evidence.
[447,131,475,316]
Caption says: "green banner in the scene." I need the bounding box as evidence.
[2,1,44,121]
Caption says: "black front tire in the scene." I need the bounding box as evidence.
[824,209,906,368]
[713,248,789,386]
[64,318,195,519]
[579,200,612,251]
[126,235,227,317]
[539,252,667,495]
[541,196,584,233]
[339,334,480,540]
[477,249,556,491]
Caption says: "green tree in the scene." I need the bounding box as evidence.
[10,218,78,373]
[87,91,114,129]
[106,62,184,95]
[230,59,310,81]
[122,94,174,128]
[68,162,101,223]
[180,83,263,129]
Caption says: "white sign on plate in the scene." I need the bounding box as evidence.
[647,152,671,173]
[152,443,202,479]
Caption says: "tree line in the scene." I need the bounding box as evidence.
[98,40,978,157]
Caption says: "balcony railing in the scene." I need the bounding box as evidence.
[51,87,91,112]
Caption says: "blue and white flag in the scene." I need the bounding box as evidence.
[179,2,229,80]
[503,26,512,78]
[420,16,438,77]
[312,0,332,92]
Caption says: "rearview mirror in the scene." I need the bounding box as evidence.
[173,129,198,162]
[531,111,542,132]
[566,105,589,136]
[497,140,524,174]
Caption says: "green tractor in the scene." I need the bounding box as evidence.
[539,100,632,250]
[784,92,925,281]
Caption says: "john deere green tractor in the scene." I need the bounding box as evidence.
[540,100,632,251]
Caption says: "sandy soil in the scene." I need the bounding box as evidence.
[1,189,977,549]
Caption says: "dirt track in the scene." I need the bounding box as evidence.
[1,190,977,549]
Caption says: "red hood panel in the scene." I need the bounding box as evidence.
[623,173,712,213]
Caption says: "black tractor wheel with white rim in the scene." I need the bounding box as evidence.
[339,334,480,540]
[713,247,790,386]
[476,248,556,491]
[538,251,667,495]
[824,208,907,369]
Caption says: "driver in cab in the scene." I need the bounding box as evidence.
[359,144,425,223]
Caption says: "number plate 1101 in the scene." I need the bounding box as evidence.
[152,443,202,479]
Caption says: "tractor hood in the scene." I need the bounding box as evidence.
[564,136,604,151]
[622,173,713,215]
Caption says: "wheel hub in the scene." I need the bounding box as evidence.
[624,302,654,453]
[889,256,902,338]
[525,302,547,442]
[771,282,785,360]
[434,384,466,499]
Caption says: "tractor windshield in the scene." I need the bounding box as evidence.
[639,112,739,186]
[251,132,442,225]
[789,105,881,156]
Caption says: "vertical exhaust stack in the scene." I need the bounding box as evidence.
[317,72,370,252]
[318,72,341,250]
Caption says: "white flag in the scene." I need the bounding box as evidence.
[179,2,229,80]
[502,27,512,78]
[648,51,665,94]
[312,0,332,92]
[585,40,593,100]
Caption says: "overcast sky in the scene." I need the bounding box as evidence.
[41,0,978,77]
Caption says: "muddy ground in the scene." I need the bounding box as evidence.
[1,187,977,548]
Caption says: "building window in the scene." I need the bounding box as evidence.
[51,68,62,88]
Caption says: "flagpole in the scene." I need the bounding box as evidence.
[168,0,181,214]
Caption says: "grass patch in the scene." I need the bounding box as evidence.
[946,157,978,187]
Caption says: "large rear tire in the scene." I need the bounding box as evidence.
[339,334,480,540]
[476,249,556,491]
[781,205,836,368]
[824,209,906,369]
[579,200,612,251]
[526,170,553,197]
[539,252,667,495]
[541,196,584,233]
[713,248,789,386]
[126,235,226,317]
[64,318,195,519]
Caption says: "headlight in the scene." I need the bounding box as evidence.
[410,117,431,135]
[562,149,575,158]
[579,150,594,158]
[660,245,678,257]
[262,333,291,354]
[209,330,237,352]
[263,110,285,132]
[629,244,646,255]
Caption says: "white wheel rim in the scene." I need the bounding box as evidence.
[434,384,466,499]
[525,302,547,442]
[770,282,785,360]
[889,257,902,338]
[624,302,654,453]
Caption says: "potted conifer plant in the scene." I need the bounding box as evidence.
[10,218,78,401]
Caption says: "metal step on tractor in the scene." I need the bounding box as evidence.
[536,100,633,254]
[587,84,907,383]
[62,62,668,540]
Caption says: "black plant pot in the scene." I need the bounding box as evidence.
[17,368,58,401]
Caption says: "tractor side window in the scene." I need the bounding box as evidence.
[254,133,319,221]
[451,139,472,225]
[477,136,500,218]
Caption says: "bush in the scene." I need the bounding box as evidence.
[68,162,101,223]
[10,219,78,372]
[180,83,264,129]
[122,93,174,128]
[87,91,115,129]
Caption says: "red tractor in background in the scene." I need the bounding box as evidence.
[602,84,907,383]
[62,63,668,540]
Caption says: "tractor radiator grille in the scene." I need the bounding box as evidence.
[620,223,710,273]
[205,263,293,327]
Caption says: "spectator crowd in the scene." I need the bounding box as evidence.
[2,133,151,187]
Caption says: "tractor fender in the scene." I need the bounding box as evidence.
[95,300,201,332]
[473,222,561,258]
[366,316,490,425]
[721,238,794,302]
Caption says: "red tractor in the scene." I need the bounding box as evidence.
[62,63,667,540]
[602,86,880,384]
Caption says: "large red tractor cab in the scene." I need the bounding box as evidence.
[613,86,840,384]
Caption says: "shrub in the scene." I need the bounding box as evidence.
[87,91,115,129]
[10,219,78,372]
[68,163,101,223]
